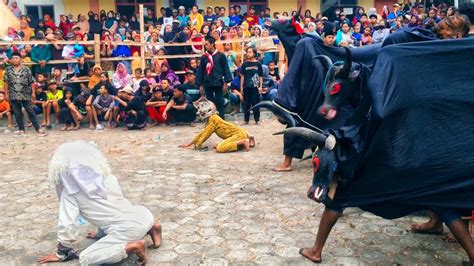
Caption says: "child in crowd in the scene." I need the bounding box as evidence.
[159,78,175,103]
[52,67,65,86]
[240,47,263,125]
[33,85,48,115]
[67,33,86,75]
[146,88,168,126]
[224,43,237,78]
[43,79,64,126]
[152,48,168,74]
[143,68,157,89]
[267,61,280,83]
[33,73,47,90]
[352,24,363,47]
[0,92,13,128]
[92,85,116,129]
[58,88,81,131]
[135,80,153,104]
[132,68,142,93]
[362,27,374,45]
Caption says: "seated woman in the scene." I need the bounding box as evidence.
[179,99,255,153]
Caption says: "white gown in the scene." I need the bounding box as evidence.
[56,163,154,265]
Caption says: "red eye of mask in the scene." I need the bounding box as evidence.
[313,156,320,173]
[329,83,341,95]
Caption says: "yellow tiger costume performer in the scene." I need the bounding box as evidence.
[181,100,255,153]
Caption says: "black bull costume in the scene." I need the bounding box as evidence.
[257,16,474,261]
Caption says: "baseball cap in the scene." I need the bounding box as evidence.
[178,6,185,10]
[35,32,45,40]
[48,79,57,85]
[185,69,195,75]
[119,86,134,95]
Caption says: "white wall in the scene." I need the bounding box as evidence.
[16,0,65,23]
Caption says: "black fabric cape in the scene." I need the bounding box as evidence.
[275,36,381,158]
[329,37,474,218]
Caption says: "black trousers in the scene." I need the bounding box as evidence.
[243,87,260,123]
[169,104,197,123]
[205,86,225,119]
[10,100,40,131]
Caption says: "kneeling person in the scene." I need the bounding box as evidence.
[38,141,161,265]
[180,99,255,152]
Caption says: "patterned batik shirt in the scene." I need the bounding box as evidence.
[3,65,34,101]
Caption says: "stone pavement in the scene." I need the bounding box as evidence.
[0,119,468,265]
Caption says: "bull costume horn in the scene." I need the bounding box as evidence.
[251,101,297,127]
[336,46,352,79]
[274,127,336,150]
[313,55,333,70]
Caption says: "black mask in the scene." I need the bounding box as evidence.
[379,25,385,29]
[373,26,379,30]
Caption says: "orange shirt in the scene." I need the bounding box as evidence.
[0,100,10,112]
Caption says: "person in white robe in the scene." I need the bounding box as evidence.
[38,141,162,265]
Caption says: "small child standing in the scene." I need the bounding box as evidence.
[0,92,13,128]
[67,33,86,76]
[240,47,263,125]
[224,43,237,78]
[131,68,142,93]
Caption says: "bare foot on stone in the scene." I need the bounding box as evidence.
[148,222,162,249]
[126,240,147,265]
[410,221,444,235]
[299,247,322,263]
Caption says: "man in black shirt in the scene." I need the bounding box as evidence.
[163,85,196,124]
[115,86,146,130]
[157,7,167,25]
[196,37,232,119]
[144,8,157,25]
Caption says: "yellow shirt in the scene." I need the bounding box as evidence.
[189,13,204,32]
[192,114,248,148]
[46,90,64,101]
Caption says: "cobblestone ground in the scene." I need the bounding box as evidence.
[0,119,467,265]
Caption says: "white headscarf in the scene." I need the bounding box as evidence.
[49,141,111,199]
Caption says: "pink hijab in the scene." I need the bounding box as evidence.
[113,63,130,88]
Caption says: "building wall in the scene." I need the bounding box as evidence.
[99,0,116,12]
[202,0,228,9]
[359,0,375,13]
[62,0,91,17]
[18,0,65,23]
[269,0,298,13]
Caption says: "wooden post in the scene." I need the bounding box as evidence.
[94,34,101,67]
[139,4,146,71]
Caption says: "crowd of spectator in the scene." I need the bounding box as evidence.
[0,1,470,133]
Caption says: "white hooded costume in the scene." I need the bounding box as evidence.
[48,141,154,265]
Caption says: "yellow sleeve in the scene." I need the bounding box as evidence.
[191,116,217,148]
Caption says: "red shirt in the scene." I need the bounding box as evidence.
[245,15,259,27]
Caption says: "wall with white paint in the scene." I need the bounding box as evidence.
[16,0,65,23]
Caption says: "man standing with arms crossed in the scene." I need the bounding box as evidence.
[3,51,46,135]
[196,37,232,119]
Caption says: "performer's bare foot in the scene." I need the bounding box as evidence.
[273,163,292,172]
[125,240,147,265]
[273,156,292,172]
[248,135,255,147]
[86,231,97,239]
[236,139,250,152]
[148,222,162,249]
[410,220,444,235]
[299,247,322,263]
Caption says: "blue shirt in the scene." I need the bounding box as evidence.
[204,14,216,24]
[177,15,189,27]
[229,15,242,27]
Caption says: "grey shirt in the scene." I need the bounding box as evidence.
[93,95,115,111]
